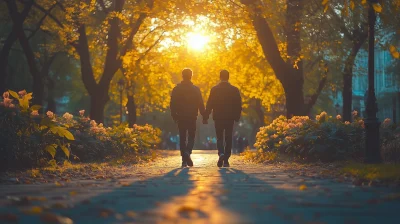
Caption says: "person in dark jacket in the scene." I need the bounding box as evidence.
[204,70,242,167]
[170,68,206,167]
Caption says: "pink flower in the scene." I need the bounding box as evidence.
[62,112,73,120]
[383,118,391,127]
[46,111,54,119]
[2,92,9,99]
[79,110,85,116]
[9,104,15,108]
[352,110,358,117]
[31,110,39,116]
[18,90,27,97]
[336,115,342,120]
[345,121,350,125]
[3,98,13,107]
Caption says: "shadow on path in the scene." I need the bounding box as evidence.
[217,168,400,224]
[56,168,194,223]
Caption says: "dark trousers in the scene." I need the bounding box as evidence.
[177,119,196,157]
[214,120,234,159]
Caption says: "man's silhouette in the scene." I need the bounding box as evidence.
[170,68,206,167]
[204,70,242,167]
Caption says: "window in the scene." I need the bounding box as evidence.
[385,73,394,88]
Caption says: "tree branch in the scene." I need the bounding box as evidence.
[27,3,58,40]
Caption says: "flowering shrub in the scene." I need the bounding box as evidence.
[0,90,161,170]
[254,111,398,162]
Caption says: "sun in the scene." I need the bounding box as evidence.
[186,32,209,50]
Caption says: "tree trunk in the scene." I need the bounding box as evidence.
[0,31,17,94]
[89,91,108,124]
[46,77,56,113]
[44,56,57,113]
[253,98,265,126]
[6,0,44,106]
[126,94,137,127]
[2,1,32,94]
[283,77,306,117]
[342,40,366,122]
[242,0,313,118]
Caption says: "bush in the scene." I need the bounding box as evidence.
[254,111,399,162]
[0,90,161,170]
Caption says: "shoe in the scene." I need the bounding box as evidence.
[217,154,224,167]
[181,161,187,168]
[223,159,230,167]
[185,152,193,167]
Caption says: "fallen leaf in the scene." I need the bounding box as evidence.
[55,181,63,187]
[99,208,114,218]
[24,206,43,215]
[125,211,137,218]
[52,202,68,209]
[299,185,307,191]
[40,213,73,224]
[69,191,77,196]
[178,205,196,213]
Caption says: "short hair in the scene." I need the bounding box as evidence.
[182,68,193,81]
[220,69,229,81]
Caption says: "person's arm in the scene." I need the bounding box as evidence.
[170,87,178,121]
[198,88,206,118]
[205,88,215,119]
[234,88,242,122]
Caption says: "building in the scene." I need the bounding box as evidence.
[334,47,399,122]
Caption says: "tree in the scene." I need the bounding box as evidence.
[239,0,328,117]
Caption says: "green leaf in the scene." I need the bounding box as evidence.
[8,90,19,99]
[60,145,70,159]
[48,159,57,167]
[45,144,57,158]
[49,127,74,140]
[20,98,29,111]
[62,129,75,141]
[31,105,42,111]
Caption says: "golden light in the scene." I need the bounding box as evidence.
[186,32,209,50]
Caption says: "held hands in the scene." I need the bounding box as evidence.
[202,115,209,124]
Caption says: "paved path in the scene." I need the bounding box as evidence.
[1,150,400,224]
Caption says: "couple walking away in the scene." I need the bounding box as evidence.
[170,68,242,168]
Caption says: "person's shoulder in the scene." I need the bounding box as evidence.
[230,84,240,91]
[192,84,201,92]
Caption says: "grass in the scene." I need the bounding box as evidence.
[341,163,400,181]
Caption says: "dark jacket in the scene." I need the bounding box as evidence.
[170,81,205,121]
[205,82,242,121]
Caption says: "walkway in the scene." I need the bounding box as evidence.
[0,150,399,223]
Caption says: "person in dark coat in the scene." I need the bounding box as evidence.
[170,68,206,167]
[204,70,242,167]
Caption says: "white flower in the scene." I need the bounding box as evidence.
[345,121,350,125]
[352,110,358,117]
[336,115,342,120]
[62,112,73,120]
[79,110,85,116]
[46,111,54,119]
[31,110,39,116]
